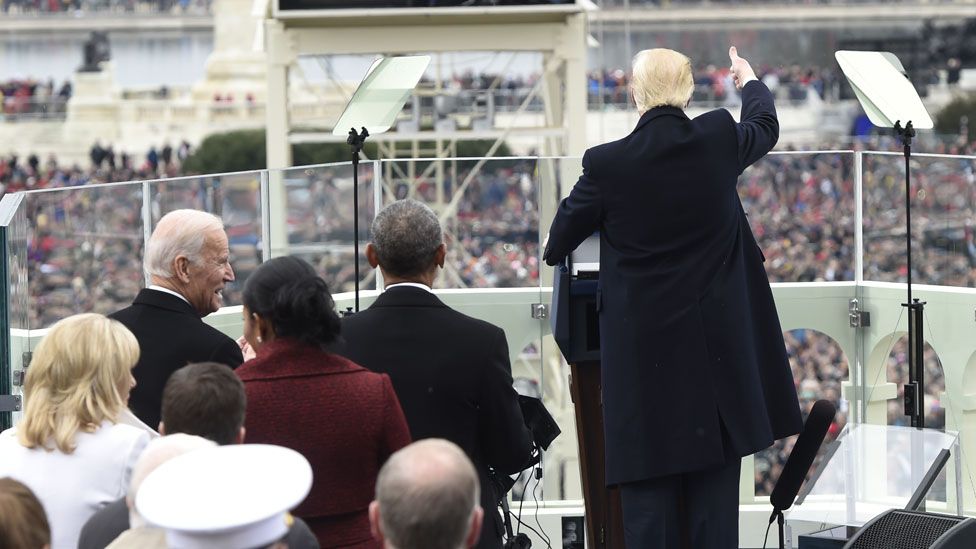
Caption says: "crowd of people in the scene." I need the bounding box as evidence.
[421,64,846,114]
[588,64,844,108]
[0,78,72,121]
[1,0,210,14]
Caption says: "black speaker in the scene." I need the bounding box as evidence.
[843,509,976,549]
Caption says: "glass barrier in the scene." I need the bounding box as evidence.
[274,162,375,296]
[0,193,28,430]
[741,151,857,283]
[378,157,543,290]
[862,152,976,288]
[787,424,961,527]
[23,182,145,330]
[4,196,29,333]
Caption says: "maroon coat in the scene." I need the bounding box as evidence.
[237,338,411,548]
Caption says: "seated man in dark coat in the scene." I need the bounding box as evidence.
[77,362,318,549]
[337,199,533,549]
[109,209,243,428]
[543,47,802,548]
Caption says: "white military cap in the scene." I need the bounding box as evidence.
[136,444,313,549]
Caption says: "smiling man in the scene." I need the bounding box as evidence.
[110,209,243,429]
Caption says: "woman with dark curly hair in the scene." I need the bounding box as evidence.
[236,256,411,548]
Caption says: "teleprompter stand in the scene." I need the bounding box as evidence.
[346,126,369,313]
[331,55,430,313]
[835,50,934,431]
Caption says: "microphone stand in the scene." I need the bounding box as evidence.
[346,127,368,314]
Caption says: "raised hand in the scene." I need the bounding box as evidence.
[729,46,758,91]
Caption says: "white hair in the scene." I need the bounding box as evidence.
[127,434,216,528]
[145,210,224,279]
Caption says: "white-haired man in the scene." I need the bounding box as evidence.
[370,439,483,549]
[110,209,243,428]
[544,48,802,548]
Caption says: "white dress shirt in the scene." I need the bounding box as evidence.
[147,285,190,305]
[384,282,433,293]
[0,421,150,549]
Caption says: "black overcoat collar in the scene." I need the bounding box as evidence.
[633,105,690,133]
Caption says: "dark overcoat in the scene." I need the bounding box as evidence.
[337,287,534,549]
[109,288,244,429]
[544,80,802,485]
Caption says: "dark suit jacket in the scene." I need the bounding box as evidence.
[77,496,321,549]
[544,80,802,485]
[109,288,244,429]
[337,287,534,549]
[237,338,411,549]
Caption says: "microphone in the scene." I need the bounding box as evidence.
[770,399,837,513]
[767,399,836,549]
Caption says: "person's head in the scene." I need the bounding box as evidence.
[18,314,139,454]
[136,445,312,549]
[0,477,50,549]
[160,362,246,445]
[367,199,446,287]
[145,209,234,317]
[631,48,695,114]
[241,256,341,353]
[370,439,483,549]
[126,434,217,528]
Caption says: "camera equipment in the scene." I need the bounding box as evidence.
[491,395,561,549]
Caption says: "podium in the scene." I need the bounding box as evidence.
[551,235,625,549]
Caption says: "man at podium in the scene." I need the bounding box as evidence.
[543,47,802,549]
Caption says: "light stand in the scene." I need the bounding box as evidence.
[346,126,369,313]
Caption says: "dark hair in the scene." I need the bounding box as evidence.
[0,477,50,549]
[161,362,246,445]
[241,256,341,347]
[370,199,443,278]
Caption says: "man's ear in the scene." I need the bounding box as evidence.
[366,243,380,269]
[465,506,484,548]
[368,500,384,543]
[157,421,166,436]
[236,426,246,445]
[173,255,192,284]
[435,243,447,269]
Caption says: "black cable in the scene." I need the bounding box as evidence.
[510,512,548,542]
[762,517,773,549]
[530,467,552,549]
[516,467,528,536]
[504,471,528,535]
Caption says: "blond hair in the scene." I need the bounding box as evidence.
[18,314,140,454]
[631,48,695,113]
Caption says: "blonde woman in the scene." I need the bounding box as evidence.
[0,314,150,549]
